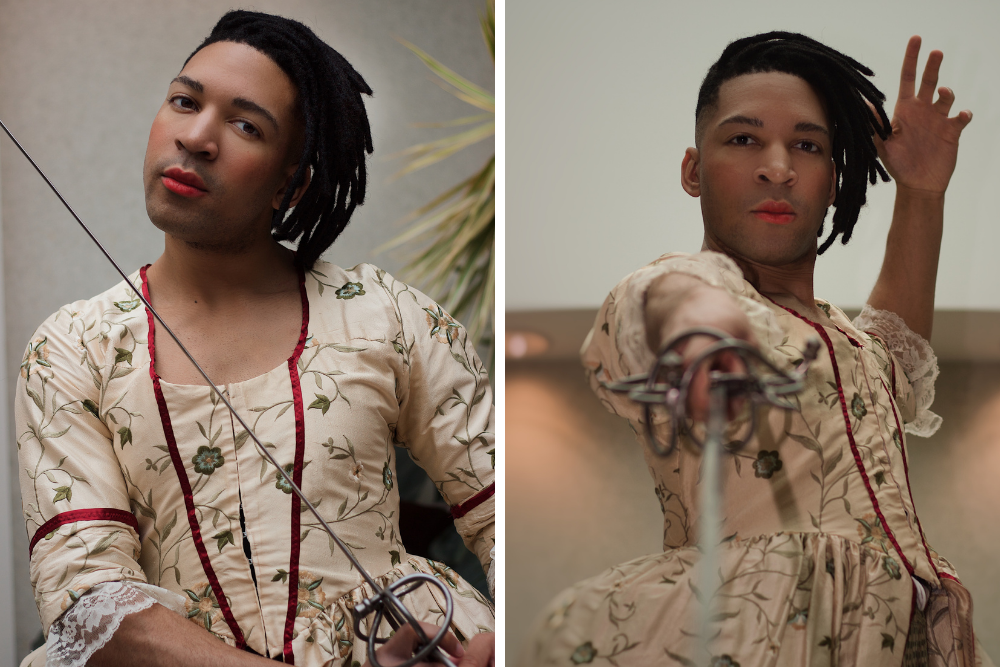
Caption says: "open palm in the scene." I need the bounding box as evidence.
[875,36,973,195]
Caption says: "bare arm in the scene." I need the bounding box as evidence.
[90,603,274,667]
[866,36,972,340]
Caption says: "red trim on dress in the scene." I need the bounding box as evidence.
[879,377,939,579]
[282,267,310,665]
[768,299,915,576]
[141,265,247,648]
[29,508,139,556]
[451,482,495,519]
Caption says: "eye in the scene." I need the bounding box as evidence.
[232,120,261,138]
[796,140,821,153]
[169,95,197,111]
[729,134,756,147]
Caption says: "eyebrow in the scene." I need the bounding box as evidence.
[170,76,280,133]
[717,114,829,136]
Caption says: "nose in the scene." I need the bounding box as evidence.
[174,112,219,160]
[754,146,796,186]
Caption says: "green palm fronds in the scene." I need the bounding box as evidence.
[381,1,495,368]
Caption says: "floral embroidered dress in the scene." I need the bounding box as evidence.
[523,252,991,667]
[16,262,495,667]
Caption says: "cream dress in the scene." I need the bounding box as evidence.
[522,251,990,667]
[17,262,495,666]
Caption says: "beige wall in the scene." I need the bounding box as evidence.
[0,2,493,662]
[507,358,1000,662]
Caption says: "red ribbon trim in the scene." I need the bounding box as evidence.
[142,265,247,648]
[29,508,138,557]
[879,377,939,579]
[282,266,310,665]
[451,482,495,519]
[769,299,914,576]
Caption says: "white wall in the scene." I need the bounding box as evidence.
[507,0,1000,311]
[0,1,493,662]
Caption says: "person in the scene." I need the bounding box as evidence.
[523,32,989,666]
[15,10,494,667]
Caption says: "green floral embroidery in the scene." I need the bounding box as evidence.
[276,463,295,494]
[296,570,328,617]
[570,642,597,664]
[753,450,783,479]
[382,461,394,491]
[335,282,365,299]
[423,305,460,344]
[892,429,902,451]
[183,583,221,632]
[817,302,831,317]
[851,393,867,420]
[711,657,741,667]
[192,446,224,475]
[20,337,51,379]
[883,556,902,580]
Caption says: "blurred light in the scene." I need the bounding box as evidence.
[506,330,549,358]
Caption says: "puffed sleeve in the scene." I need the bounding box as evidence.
[15,307,148,634]
[389,273,495,585]
[852,304,941,437]
[581,251,786,422]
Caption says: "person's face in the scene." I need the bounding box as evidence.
[682,72,837,267]
[143,40,307,251]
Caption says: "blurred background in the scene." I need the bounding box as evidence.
[0,1,494,664]
[507,0,1000,661]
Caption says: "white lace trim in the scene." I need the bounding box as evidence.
[487,547,496,599]
[45,581,187,667]
[853,305,941,437]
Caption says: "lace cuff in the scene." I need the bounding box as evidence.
[45,581,187,667]
[853,304,941,437]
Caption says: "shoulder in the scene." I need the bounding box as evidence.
[27,273,145,356]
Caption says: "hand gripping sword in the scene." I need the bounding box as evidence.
[603,327,820,666]
[1,119,459,667]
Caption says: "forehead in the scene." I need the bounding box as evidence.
[711,71,829,128]
[179,41,298,115]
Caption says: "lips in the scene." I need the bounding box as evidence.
[751,200,795,224]
[162,167,207,198]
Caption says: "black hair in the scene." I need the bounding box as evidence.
[695,32,890,254]
[187,10,374,269]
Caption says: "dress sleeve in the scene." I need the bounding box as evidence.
[389,275,495,588]
[581,251,785,423]
[852,304,941,437]
[15,312,149,636]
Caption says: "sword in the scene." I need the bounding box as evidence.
[604,327,819,665]
[1,118,458,667]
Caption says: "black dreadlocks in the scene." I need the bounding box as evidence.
[187,11,374,269]
[695,32,891,254]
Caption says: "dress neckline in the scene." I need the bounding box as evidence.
[139,264,311,388]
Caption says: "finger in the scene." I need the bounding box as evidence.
[916,49,944,103]
[687,364,710,423]
[458,634,495,667]
[953,108,973,131]
[933,86,955,115]
[898,35,921,100]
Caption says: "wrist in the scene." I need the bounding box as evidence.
[894,183,946,204]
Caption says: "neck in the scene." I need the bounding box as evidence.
[703,238,820,316]
[147,232,299,305]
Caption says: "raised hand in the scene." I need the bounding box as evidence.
[874,35,973,196]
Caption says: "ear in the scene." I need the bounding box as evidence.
[273,164,312,210]
[681,147,701,198]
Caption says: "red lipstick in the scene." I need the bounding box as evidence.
[162,167,207,198]
[752,200,795,224]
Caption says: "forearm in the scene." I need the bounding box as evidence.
[867,185,945,340]
[90,603,272,667]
